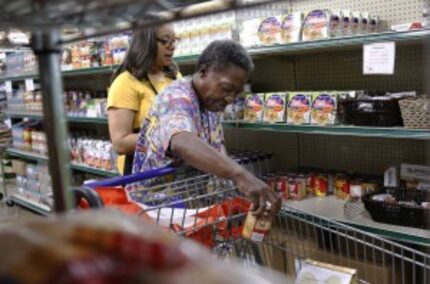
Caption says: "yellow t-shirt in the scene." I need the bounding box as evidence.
[107,70,180,173]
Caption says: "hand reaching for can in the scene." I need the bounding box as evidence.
[232,169,282,219]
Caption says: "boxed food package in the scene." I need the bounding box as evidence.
[263,92,287,123]
[258,16,282,45]
[341,10,352,36]
[350,11,362,35]
[244,93,264,122]
[280,12,303,44]
[400,164,430,182]
[240,18,262,48]
[295,259,358,284]
[302,10,331,41]
[329,9,342,37]
[287,92,312,125]
[311,92,338,125]
[360,12,370,34]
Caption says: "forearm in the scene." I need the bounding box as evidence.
[112,133,139,155]
[170,132,245,180]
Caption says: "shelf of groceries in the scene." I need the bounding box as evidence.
[4,110,108,124]
[6,148,118,177]
[0,29,428,82]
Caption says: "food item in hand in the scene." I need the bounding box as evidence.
[244,93,264,122]
[280,12,303,43]
[311,92,338,125]
[263,92,287,123]
[242,203,272,242]
[258,16,282,45]
[287,92,312,125]
[302,10,331,41]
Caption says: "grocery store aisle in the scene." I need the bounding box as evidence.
[0,203,42,228]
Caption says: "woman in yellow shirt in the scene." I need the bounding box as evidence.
[108,21,181,174]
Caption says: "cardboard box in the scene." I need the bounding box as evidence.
[263,92,287,123]
[287,92,312,125]
[244,93,264,122]
[310,92,338,125]
[12,159,27,177]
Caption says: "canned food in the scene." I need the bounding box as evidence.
[242,203,272,242]
[277,176,289,199]
[362,181,378,194]
[314,175,328,197]
[335,177,350,200]
[306,173,316,194]
[289,177,307,200]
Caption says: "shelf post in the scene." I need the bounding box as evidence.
[31,30,73,213]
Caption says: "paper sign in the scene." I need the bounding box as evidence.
[25,79,35,91]
[5,81,12,93]
[363,42,396,75]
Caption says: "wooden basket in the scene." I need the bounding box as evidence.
[399,96,430,129]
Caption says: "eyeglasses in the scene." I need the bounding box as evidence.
[156,37,180,47]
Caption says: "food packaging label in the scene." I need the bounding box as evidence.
[280,12,303,43]
[258,16,282,45]
[263,92,287,123]
[296,259,358,284]
[302,10,331,41]
[311,92,338,125]
[287,93,312,125]
[245,93,264,122]
[400,164,430,182]
[242,210,272,242]
[240,18,262,48]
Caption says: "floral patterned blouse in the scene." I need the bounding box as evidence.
[131,76,224,180]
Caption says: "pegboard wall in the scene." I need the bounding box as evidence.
[224,129,429,174]
[289,0,425,26]
[294,45,425,93]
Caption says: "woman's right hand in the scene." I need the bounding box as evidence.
[232,169,281,219]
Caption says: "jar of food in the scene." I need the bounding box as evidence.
[335,175,350,200]
[305,172,316,194]
[277,175,289,199]
[314,174,328,197]
[242,202,272,242]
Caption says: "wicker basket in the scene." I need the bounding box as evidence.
[399,96,430,129]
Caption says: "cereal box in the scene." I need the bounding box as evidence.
[280,12,303,44]
[244,93,264,122]
[263,92,287,123]
[287,92,312,125]
[258,16,282,45]
[311,92,338,125]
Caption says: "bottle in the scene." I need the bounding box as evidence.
[242,201,272,242]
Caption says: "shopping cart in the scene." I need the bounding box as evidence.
[78,166,430,284]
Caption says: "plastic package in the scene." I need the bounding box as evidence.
[0,210,287,284]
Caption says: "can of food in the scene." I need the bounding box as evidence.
[288,176,299,200]
[242,203,272,242]
[297,174,308,199]
[306,173,316,194]
[335,177,350,199]
[362,181,378,194]
[277,175,289,199]
[314,174,328,197]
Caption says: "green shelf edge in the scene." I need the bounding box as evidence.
[1,30,429,81]
[222,122,430,140]
[5,148,118,177]
[10,195,51,215]
[4,111,108,123]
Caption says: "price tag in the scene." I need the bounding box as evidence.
[4,81,12,93]
[363,42,396,75]
[25,78,35,91]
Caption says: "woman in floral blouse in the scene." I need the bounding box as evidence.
[132,40,281,218]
